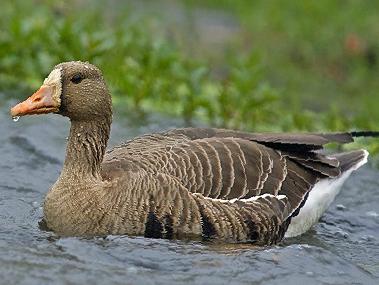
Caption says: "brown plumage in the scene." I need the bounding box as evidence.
[10,61,377,245]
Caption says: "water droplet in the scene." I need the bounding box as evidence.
[12,116,20,122]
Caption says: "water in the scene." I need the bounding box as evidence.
[0,98,378,285]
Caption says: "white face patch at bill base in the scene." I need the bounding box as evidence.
[43,68,62,108]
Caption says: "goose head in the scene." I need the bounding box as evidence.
[10,61,112,122]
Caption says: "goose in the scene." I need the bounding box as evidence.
[10,61,378,245]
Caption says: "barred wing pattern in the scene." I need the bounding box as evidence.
[101,128,365,243]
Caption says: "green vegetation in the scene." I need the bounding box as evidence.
[1,0,378,157]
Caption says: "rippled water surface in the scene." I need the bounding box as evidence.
[0,98,378,285]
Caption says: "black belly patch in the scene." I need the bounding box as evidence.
[199,210,216,239]
[162,215,174,239]
[245,219,259,242]
[144,212,163,238]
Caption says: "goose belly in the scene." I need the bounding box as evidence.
[284,150,368,238]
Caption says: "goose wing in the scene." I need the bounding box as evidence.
[102,127,370,243]
[103,128,364,216]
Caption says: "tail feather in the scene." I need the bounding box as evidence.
[330,149,369,172]
[285,149,368,238]
[351,131,379,138]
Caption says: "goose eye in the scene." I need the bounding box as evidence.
[71,74,84,84]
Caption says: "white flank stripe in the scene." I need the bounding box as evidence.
[204,193,286,204]
[241,193,286,202]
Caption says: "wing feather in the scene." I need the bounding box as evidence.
[103,127,365,220]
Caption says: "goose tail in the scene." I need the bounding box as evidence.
[285,149,369,238]
[351,131,379,138]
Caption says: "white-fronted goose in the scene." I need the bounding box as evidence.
[10,61,378,245]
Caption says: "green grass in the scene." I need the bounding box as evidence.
[1,0,378,156]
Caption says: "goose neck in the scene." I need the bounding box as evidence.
[59,118,111,182]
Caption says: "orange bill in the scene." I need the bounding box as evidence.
[10,85,59,117]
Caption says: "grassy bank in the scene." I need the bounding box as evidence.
[1,0,378,155]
